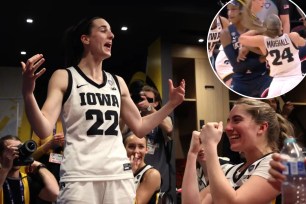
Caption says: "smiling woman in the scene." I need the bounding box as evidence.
[181,98,295,204]
[21,14,185,204]
[123,133,161,204]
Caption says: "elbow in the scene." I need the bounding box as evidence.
[49,188,59,201]
[131,129,146,138]
[165,126,173,134]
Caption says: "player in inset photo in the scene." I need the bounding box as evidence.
[207,0,306,99]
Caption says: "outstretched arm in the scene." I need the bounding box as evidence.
[22,54,67,138]
[120,77,185,138]
[181,131,202,204]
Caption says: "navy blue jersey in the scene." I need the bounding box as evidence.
[224,25,272,97]
[299,45,306,74]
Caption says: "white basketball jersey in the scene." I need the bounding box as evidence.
[134,165,152,189]
[207,16,223,58]
[60,67,133,182]
[222,153,273,190]
[264,34,301,77]
[215,45,233,79]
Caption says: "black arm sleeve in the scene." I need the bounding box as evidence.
[223,44,263,73]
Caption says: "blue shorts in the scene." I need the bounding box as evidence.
[231,72,272,98]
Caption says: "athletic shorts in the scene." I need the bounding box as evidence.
[57,178,136,204]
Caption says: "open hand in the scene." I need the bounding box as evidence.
[168,79,185,108]
[21,54,46,95]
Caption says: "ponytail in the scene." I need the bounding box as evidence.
[275,113,295,151]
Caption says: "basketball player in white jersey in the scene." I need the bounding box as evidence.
[181,98,293,204]
[239,14,306,98]
[21,16,185,204]
[215,45,234,87]
[207,15,230,69]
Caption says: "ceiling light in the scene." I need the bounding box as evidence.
[21,51,27,55]
[26,18,33,23]
[121,26,128,31]
[198,38,204,43]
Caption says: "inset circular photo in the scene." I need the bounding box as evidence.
[207,0,306,99]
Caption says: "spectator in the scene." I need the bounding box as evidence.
[130,84,176,201]
[31,117,64,183]
[182,98,294,204]
[124,132,161,204]
[0,135,59,204]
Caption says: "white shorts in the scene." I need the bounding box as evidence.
[267,75,304,98]
[57,179,136,204]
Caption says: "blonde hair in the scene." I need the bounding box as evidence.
[240,0,264,30]
[263,14,282,38]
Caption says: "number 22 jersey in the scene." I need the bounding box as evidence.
[60,66,133,182]
[264,33,301,77]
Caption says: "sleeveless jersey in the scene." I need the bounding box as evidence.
[222,153,273,189]
[227,25,272,97]
[221,153,275,204]
[134,165,160,204]
[264,33,301,77]
[207,16,223,58]
[60,66,133,182]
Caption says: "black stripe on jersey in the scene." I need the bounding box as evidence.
[111,73,121,94]
[63,69,73,105]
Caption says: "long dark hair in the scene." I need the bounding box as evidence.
[63,16,103,67]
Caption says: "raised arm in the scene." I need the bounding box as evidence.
[181,131,202,204]
[200,122,279,204]
[158,116,173,135]
[119,76,185,138]
[21,54,67,138]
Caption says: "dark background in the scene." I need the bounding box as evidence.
[1,0,305,105]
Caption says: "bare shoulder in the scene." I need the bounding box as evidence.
[52,68,68,78]
[288,32,305,47]
[288,32,300,39]
[115,75,129,96]
[49,68,69,92]
[146,168,161,180]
